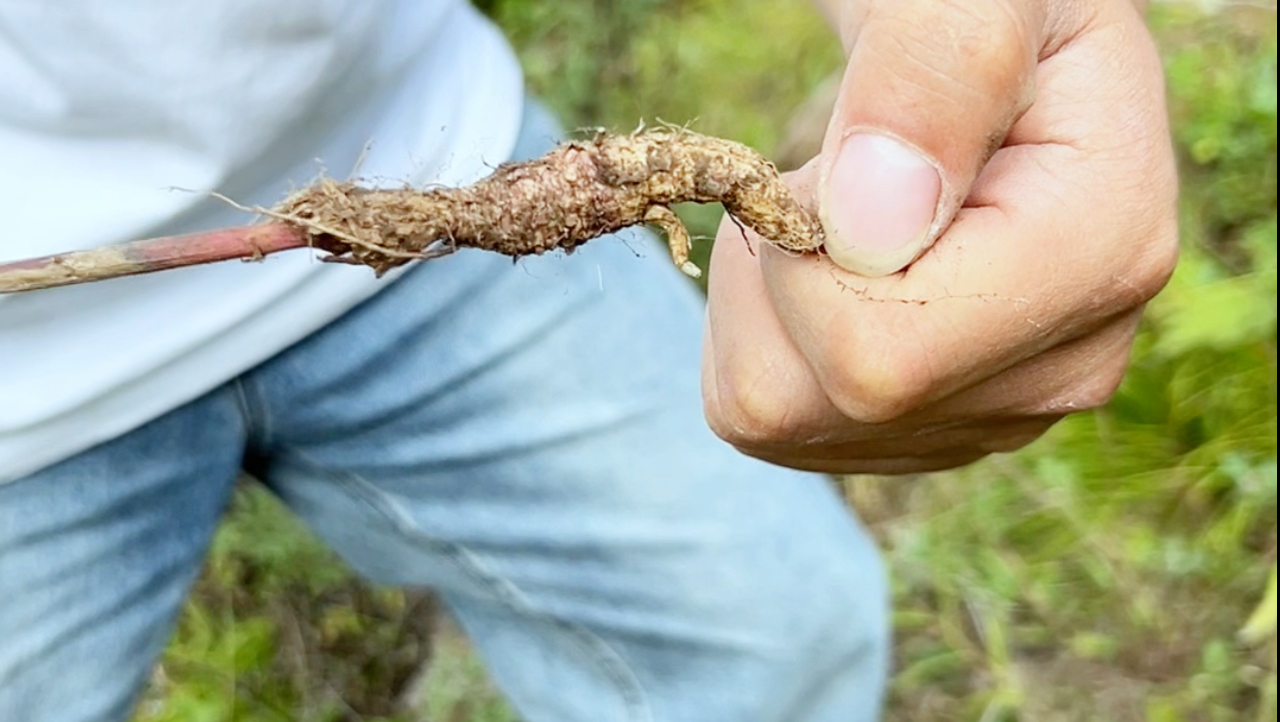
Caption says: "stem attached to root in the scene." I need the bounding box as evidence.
[0,225,309,294]
[0,129,823,294]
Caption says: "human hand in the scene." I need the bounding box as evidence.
[702,0,1179,474]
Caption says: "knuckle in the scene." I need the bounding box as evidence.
[878,0,1037,99]
[1041,365,1127,414]
[822,344,937,425]
[1135,217,1181,301]
[1078,370,1125,410]
[1022,314,1146,417]
[706,362,798,449]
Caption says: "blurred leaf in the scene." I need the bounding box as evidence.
[1240,565,1278,646]
[1150,266,1277,357]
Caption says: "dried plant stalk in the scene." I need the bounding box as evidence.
[0,225,308,294]
[0,128,823,294]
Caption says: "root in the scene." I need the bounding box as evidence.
[274,128,824,278]
[0,129,825,294]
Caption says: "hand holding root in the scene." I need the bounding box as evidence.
[272,128,824,279]
[702,0,1180,474]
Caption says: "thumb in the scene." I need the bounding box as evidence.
[818,0,1046,276]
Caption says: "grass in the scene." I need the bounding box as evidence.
[134,1,1277,721]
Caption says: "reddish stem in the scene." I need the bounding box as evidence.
[0,223,309,294]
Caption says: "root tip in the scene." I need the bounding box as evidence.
[679,261,703,279]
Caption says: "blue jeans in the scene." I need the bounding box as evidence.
[0,101,888,722]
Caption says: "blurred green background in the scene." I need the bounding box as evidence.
[133,1,1277,721]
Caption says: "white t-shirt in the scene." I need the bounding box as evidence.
[0,0,524,484]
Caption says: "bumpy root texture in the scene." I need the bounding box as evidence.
[274,128,825,278]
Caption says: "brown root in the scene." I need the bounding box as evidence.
[0,128,826,295]
[273,128,825,278]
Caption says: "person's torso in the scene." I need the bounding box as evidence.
[0,0,524,483]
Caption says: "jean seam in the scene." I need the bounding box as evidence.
[231,376,274,449]
[282,446,654,722]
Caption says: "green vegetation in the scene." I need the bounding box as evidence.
[135,2,1276,720]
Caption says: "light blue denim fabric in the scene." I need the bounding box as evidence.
[0,100,888,722]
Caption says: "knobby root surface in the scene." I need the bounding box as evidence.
[271,128,825,278]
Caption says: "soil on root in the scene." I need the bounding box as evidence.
[272,128,825,279]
